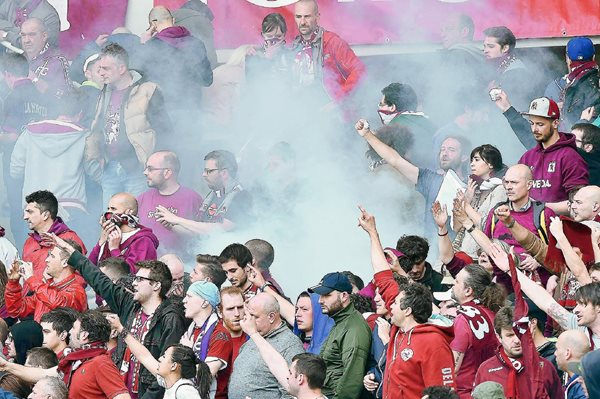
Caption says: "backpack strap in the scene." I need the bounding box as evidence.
[532,201,549,244]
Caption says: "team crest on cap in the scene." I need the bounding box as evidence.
[400,348,414,361]
[531,101,538,110]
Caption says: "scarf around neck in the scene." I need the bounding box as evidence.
[58,342,107,386]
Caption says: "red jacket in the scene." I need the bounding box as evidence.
[321,30,366,103]
[374,270,456,399]
[4,274,88,322]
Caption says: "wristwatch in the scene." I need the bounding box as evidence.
[466,224,476,233]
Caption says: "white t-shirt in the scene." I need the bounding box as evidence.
[164,379,201,399]
[566,312,600,349]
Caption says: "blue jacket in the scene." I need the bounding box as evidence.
[565,374,587,399]
[366,322,388,399]
[293,292,334,354]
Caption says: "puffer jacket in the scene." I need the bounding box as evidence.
[68,251,186,399]
[562,66,600,131]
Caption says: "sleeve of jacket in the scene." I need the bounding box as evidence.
[9,133,26,179]
[27,277,87,312]
[561,152,589,193]
[189,39,213,87]
[147,88,172,137]
[373,270,399,312]
[88,244,101,265]
[420,336,456,389]
[503,106,536,149]
[4,280,35,318]
[328,33,366,100]
[333,328,371,399]
[67,250,133,318]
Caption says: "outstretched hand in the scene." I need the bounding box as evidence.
[357,205,377,234]
[42,233,76,256]
[431,201,448,228]
[488,243,511,272]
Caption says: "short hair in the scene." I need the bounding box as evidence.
[37,377,68,399]
[589,263,600,274]
[1,53,29,77]
[219,286,244,308]
[399,282,433,323]
[341,271,365,290]
[350,293,374,313]
[575,282,600,307]
[456,14,474,40]
[484,26,517,52]
[292,353,327,390]
[23,17,47,33]
[381,83,418,112]
[219,243,253,269]
[195,254,227,288]
[204,150,238,178]
[40,308,77,340]
[78,310,111,343]
[470,144,505,176]
[136,260,173,298]
[494,305,514,335]
[101,42,129,68]
[0,373,31,399]
[422,385,459,399]
[396,235,429,272]
[58,239,82,261]
[262,13,287,35]
[148,6,173,23]
[573,123,600,153]
[154,150,181,175]
[99,257,130,280]
[25,190,58,219]
[366,124,414,161]
[26,347,58,368]
[245,239,275,271]
[443,135,472,156]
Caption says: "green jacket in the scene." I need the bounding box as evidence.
[320,302,371,399]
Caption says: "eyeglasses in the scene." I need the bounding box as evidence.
[134,275,157,283]
[144,166,169,172]
[203,168,221,174]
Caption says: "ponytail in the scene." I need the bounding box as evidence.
[196,360,212,399]
[168,344,213,399]
[480,283,507,313]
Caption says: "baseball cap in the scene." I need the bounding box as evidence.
[433,288,454,302]
[472,381,506,399]
[187,281,220,308]
[308,272,353,295]
[521,97,560,120]
[567,37,595,61]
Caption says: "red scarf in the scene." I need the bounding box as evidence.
[567,61,598,86]
[120,310,153,394]
[57,342,107,386]
[497,347,525,399]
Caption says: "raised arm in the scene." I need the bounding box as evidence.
[0,357,57,383]
[246,265,295,325]
[432,201,454,264]
[357,206,397,274]
[155,206,234,236]
[453,198,493,255]
[107,314,159,376]
[355,119,419,185]
[549,217,592,285]
[497,205,547,265]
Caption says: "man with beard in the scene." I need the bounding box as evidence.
[137,151,202,256]
[218,287,247,363]
[219,243,258,301]
[154,150,252,235]
[308,272,371,399]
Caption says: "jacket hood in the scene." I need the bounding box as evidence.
[535,132,578,153]
[25,120,87,158]
[582,349,600,397]
[447,42,484,60]
[407,322,454,344]
[293,292,335,354]
[126,225,159,249]
[155,26,192,48]
[181,0,214,20]
[29,217,71,242]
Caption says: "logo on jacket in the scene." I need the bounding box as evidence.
[400,348,413,361]
[547,161,556,173]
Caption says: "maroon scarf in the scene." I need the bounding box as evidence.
[58,342,107,386]
[14,0,43,27]
[566,61,598,86]
[29,217,71,246]
[496,346,525,399]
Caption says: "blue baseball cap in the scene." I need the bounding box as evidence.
[308,272,353,295]
[567,37,595,61]
[187,281,220,308]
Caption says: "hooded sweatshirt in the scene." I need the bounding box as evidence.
[518,133,589,203]
[292,292,334,354]
[581,349,600,398]
[10,120,100,209]
[374,270,456,399]
[89,225,159,273]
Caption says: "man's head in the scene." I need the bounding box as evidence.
[148,6,174,33]
[25,347,58,369]
[294,0,319,40]
[341,271,365,292]
[566,37,595,67]
[99,257,130,283]
[132,260,172,302]
[40,309,77,353]
[555,329,591,373]
[421,385,459,399]
[441,13,474,49]
[295,292,314,332]
[246,293,281,336]
[262,13,287,47]
[589,263,600,283]
[69,310,111,349]
[522,97,560,145]
[44,240,82,280]
[396,235,429,281]
[183,281,220,319]
[494,306,522,358]
[98,43,130,87]
[24,190,58,232]
[309,272,353,315]
[503,164,533,204]
[573,282,600,327]
[380,83,418,117]
[219,287,245,335]
[144,151,181,190]
[569,185,600,222]
[1,53,29,88]
[219,244,253,288]
[287,353,326,396]
[28,377,68,399]
[20,18,48,59]
[439,136,470,172]
[159,253,185,287]
[483,26,516,59]
[191,254,227,288]
[245,239,275,272]
[107,192,138,217]
[203,150,238,190]
[451,264,491,305]
[390,282,432,328]
[572,123,600,153]
[83,53,103,86]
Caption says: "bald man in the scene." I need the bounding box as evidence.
[483,164,556,292]
[160,253,189,298]
[555,330,590,399]
[570,185,600,222]
[89,192,159,272]
[230,293,304,399]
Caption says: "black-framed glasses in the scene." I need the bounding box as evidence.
[204,168,221,174]
[144,166,169,172]
[134,275,157,283]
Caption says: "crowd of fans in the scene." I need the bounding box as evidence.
[0,0,599,398]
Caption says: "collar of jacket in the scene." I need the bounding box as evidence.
[331,301,357,322]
